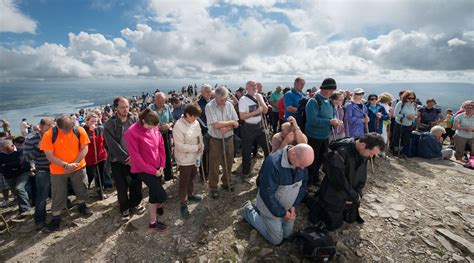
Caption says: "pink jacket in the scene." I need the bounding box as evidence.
[124,122,165,175]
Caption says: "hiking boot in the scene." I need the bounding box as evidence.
[130,205,146,215]
[45,218,61,232]
[221,184,234,192]
[210,191,219,199]
[180,204,191,219]
[77,203,93,217]
[149,221,169,232]
[188,194,202,202]
[157,206,164,216]
[121,210,131,221]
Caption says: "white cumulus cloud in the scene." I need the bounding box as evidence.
[0,0,37,33]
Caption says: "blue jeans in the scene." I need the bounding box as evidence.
[6,172,31,214]
[34,170,51,223]
[243,204,294,245]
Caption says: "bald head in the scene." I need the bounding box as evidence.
[288,144,314,169]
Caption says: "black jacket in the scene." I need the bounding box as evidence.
[318,138,367,212]
[0,149,31,179]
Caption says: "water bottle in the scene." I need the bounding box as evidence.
[195,155,201,167]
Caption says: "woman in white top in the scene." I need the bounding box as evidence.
[390,90,418,155]
[172,104,204,219]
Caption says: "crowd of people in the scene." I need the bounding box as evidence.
[0,78,472,250]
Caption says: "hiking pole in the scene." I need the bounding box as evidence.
[197,137,210,211]
[369,157,375,174]
[93,131,106,200]
[261,112,272,153]
[331,126,337,142]
[221,130,232,193]
[365,114,370,134]
[397,121,403,156]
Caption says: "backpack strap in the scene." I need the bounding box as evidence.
[244,94,259,105]
[52,126,58,144]
[52,126,81,147]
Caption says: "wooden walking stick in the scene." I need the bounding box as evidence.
[197,137,210,211]
[93,130,106,200]
[221,130,232,193]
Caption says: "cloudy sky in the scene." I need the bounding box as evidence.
[0,0,473,83]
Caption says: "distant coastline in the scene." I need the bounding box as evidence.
[1,81,472,135]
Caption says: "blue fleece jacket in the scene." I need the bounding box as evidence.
[418,132,442,159]
[305,93,335,139]
[255,147,308,218]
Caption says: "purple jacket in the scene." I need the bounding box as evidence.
[344,101,368,138]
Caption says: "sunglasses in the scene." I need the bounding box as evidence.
[407,97,415,100]
[355,93,364,96]
[369,98,377,101]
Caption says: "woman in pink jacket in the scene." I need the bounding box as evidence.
[125,109,168,232]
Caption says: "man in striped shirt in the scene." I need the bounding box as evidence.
[23,118,54,230]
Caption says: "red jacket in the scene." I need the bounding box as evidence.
[85,126,108,165]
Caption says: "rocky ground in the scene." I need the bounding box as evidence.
[0,153,473,262]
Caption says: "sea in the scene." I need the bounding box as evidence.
[0,79,472,135]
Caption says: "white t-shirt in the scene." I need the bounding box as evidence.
[20,121,29,136]
[239,95,261,124]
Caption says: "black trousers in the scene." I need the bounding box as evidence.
[270,111,279,133]
[307,197,363,231]
[137,172,167,204]
[86,161,111,189]
[241,122,270,175]
[307,137,329,185]
[111,162,143,212]
[390,123,412,153]
[161,131,173,181]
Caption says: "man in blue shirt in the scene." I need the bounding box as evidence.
[284,77,305,120]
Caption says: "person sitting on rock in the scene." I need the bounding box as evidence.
[241,144,314,245]
[418,125,454,160]
[270,116,307,153]
[306,133,385,231]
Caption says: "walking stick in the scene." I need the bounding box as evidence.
[370,157,375,174]
[197,137,210,211]
[365,114,370,134]
[93,129,106,200]
[261,112,272,153]
[397,121,403,156]
[221,130,232,193]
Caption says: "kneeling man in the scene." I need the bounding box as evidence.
[242,144,314,245]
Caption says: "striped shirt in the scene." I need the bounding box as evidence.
[205,99,239,139]
[23,132,50,170]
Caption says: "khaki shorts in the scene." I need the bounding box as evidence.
[51,168,88,213]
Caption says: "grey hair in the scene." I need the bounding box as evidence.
[0,139,13,148]
[201,84,212,93]
[214,86,229,98]
[154,92,166,99]
[430,125,446,134]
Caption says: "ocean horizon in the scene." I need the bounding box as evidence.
[0,80,472,135]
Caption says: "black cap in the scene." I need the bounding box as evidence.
[320,78,337,90]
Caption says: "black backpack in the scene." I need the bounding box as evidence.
[297,222,336,262]
[52,126,81,144]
